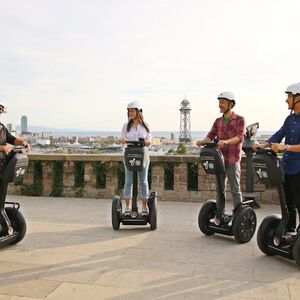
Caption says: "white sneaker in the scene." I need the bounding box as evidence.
[141,206,149,216]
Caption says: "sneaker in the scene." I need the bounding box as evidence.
[286,227,296,235]
[124,207,132,216]
[141,206,149,216]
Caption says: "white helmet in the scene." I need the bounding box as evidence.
[0,100,7,113]
[127,101,141,110]
[217,91,236,102]
[285,82,300,95]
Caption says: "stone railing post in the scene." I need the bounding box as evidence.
[151,164,164,200]
[42,161,53,196]
[63,161,75,197]
[106,161,119,198]
[174,163,189,200]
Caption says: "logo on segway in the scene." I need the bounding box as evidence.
[129,158,141,167]
[16,167,26,177]
[202,161,214,170]
[256,168,268,179]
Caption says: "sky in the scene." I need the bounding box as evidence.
[0,0,299,132]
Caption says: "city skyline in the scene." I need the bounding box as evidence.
[1,0,300,132]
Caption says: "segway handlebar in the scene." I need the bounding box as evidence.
[201,138,219,148]
[4,146,26,160]
[126,138,145,148]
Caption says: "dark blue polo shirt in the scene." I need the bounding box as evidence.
[268,113,300,175]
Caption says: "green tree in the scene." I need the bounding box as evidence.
[176,143,188,155]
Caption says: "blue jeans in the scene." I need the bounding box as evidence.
[123,161,150,199]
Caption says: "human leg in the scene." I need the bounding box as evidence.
[138,161,150,215]
[123,164,133,214]
[285,173,300,231]
[225,163,242,209]
[284,175,297,231]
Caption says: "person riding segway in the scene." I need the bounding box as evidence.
[111,101,157,230]
[197,91,257,243]
[253,82,300,264]
[0,100,30,248]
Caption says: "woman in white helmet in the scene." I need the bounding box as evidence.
[253,83,300,233]
[119,101,152,215]
[0,101,30,156]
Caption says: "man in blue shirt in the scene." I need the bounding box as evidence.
[254,83,300,232]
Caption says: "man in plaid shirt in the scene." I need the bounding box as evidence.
[197,91,246,225]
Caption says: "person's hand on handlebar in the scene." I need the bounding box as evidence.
[0,145,13,154]
[196,137,211,147]
[217,140,228,149]
[15,138,30,152]
[119,137,127,144]
[252,142,270,152]
[271,143,287,152]
[196,140,202,147]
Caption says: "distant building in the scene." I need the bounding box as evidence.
[21,116,28,134]
[170,133,175,142]
[6,123,17,135]
[152,137,162,146]
[36,138,51,146]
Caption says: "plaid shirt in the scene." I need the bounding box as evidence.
[207,113,245,165]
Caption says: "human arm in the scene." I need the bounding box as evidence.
[196,136,211,147]
[272,143,300,152]
[145,124,151,146]
[218,116,245,149]
[119,123,128,144]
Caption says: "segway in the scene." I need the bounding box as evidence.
[253,148,300,265]
[111,139,157,230]
[0,147,29,248]
[198,140,257,243]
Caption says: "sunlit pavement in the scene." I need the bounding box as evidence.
[0,196,299,300]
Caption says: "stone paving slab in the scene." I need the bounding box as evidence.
[0,196,299,299]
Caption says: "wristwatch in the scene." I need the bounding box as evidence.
[286,145,291,151]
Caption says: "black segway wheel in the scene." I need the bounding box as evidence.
[292,236,300,266]
[232,206,257,243]
[198,200,217,236]
[257,214,281,256]
[111,196,122,230]
[149,198,157,230]
[5,207,27,244]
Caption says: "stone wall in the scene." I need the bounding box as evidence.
[7,153,278,204]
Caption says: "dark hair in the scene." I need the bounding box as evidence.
[127,109,150,132]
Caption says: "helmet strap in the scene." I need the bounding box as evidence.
[290,94,300,114]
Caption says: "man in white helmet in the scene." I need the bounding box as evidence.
[196,91,246,224]
[253,83,300,233]
[0,101,30,155]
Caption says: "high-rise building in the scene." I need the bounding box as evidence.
[179,98,192,143]
[21,115,28,134]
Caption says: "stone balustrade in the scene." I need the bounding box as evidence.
[7,153,278,204]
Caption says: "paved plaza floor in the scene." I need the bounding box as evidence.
[0,196,299,300]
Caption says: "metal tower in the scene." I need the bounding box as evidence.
[179,98,192,143]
